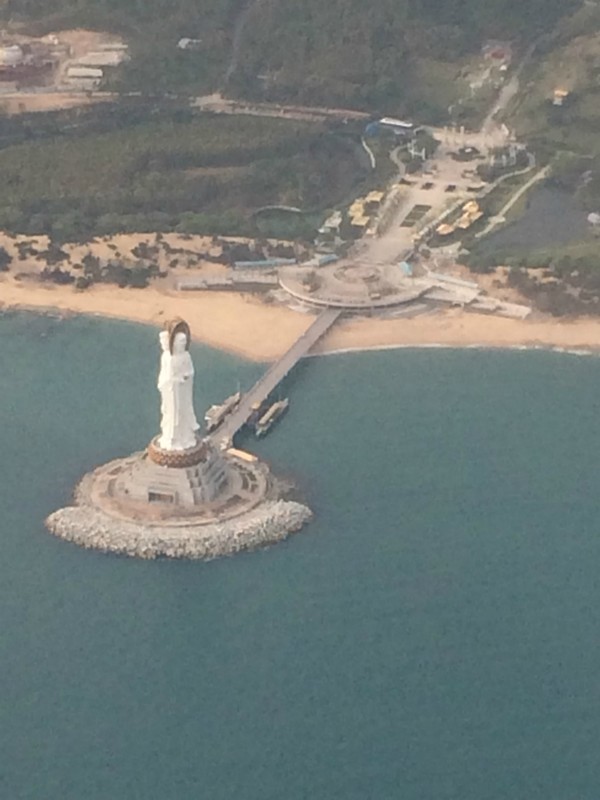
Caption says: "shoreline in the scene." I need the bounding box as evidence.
[5,278,600,361]
[311,342,600,358]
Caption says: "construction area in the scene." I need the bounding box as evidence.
[0,29,128,107]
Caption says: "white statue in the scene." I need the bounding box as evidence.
[158,330,171,424]
[157,322,200,451]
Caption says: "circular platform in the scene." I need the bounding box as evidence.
[45,449,313,559]
[278,262,427,309]
[85,449,270,526]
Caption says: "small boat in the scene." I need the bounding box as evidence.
[255,398,289,437]
[204,390,241,432]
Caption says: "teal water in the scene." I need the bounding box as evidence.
[2,312,600,799]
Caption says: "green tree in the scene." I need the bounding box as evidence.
[0,246,11,272]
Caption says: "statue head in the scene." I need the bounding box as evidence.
[173,332,188,354]
[164,317,191,354]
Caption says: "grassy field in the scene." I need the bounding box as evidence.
[0,103,367,239]
[469,236,599,269]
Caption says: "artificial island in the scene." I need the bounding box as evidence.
[45,317,312,559]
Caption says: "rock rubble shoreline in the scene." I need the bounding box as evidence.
[45,499,313,560]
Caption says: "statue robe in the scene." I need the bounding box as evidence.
[157,334,199,451]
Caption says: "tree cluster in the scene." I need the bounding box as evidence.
[3,0,579,115]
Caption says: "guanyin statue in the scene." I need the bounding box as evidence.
[157,319,200,451]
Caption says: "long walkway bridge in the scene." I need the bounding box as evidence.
[212,308,342,447]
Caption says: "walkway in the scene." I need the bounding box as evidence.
[212,307,342,446]
[476,164,549,238]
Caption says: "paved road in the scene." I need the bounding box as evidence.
[476,163,549,238]
[191,92,370,123]
[213,307,342,446]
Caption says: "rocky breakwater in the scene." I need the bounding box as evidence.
[46,498,313,560]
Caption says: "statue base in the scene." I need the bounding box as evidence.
[44,445,313,560]
[147,436,209,468]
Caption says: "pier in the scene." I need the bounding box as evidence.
[212,308,342,446]
[176,271,279,291]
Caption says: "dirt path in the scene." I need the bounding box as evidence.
[477,164,549,237]
[482,40,539,134]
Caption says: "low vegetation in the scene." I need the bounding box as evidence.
[505,255,600,317]
[463,211,600,316]
[0,101,367,240]
[1,229,314,290]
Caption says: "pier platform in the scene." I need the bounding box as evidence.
[212,307,341,446]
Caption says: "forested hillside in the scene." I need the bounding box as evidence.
[507,5,600,156]
[233,0,577,112]
[3,0,579,114]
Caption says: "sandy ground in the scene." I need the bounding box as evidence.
[4,276,600,361]
[0,93,105,115]
[0,278,309,361]
[51,29,121,59]
[0,231,300,278]
[314,308,600,356]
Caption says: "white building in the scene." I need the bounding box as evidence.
[64,77,101,91]
[74,50,128,67]
[587,212,600,227]
[0,45,24,67]
[66,66,103,79]
[177,38,202,50]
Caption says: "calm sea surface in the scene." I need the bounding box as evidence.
[2,312,600,799]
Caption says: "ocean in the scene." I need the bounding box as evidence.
[2,311,600,799]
